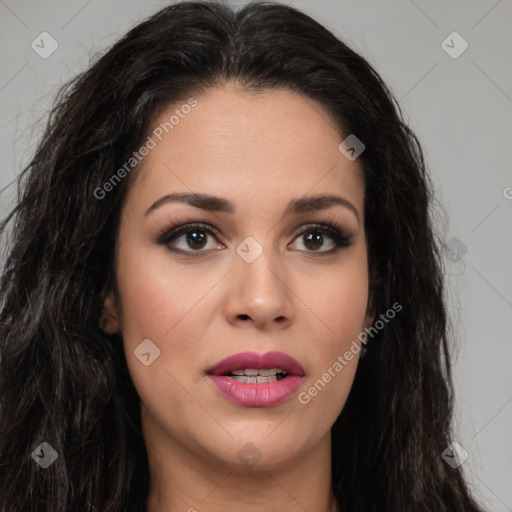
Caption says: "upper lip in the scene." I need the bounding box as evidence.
[206,351,305,376]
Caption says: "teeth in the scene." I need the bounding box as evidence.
[258,368,281,376]
[231,375,281,383]
[228,368,288,377]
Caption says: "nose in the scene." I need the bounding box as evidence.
[223,245,295,330]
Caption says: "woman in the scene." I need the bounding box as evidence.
[0,1,484,511]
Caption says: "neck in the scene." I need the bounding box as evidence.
[142,407,340,512]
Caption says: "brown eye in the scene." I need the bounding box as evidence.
[157,223,224,255]
[183,230,208,250]
[302,231,325,251]
[290,224,353,254]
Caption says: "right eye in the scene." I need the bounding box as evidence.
[156,222,225,255]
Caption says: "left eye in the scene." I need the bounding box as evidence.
[157,223,352,255]
[289,224,353,253]
[291,226,347,252]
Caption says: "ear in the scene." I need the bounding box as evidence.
[363,304,375,331]
[99,290,120,334]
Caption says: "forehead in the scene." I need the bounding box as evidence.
[125,85,365,216]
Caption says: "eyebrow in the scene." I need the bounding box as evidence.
[144,192,360,224]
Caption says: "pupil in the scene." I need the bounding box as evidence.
[186,230,206,249]
[304,232,322,250]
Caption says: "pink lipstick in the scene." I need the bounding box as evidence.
[206,351,305,407]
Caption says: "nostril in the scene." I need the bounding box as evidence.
[239,314,250,320]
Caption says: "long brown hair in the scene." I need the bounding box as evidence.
[0,1,483,510]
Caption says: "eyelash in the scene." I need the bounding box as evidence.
[155,218,354,257]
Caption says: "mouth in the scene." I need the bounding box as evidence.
[219,368,290,383]
[206,350,305,379]
[205,351,305,407]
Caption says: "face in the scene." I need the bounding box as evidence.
[102,84,373,472]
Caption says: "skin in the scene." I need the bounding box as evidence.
[102,84,374,512]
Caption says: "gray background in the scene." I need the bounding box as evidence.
[1,0,511,510]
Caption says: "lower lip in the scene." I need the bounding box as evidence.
[206,375,305,407]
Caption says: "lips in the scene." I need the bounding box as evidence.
[206,351,306,407]
[206,351,305,377]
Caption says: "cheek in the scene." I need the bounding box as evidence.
[115,258,207,426]
[296,279,365,424]
[293,251,369,343]
[116,243,213,343]
[298,255,369,405]
[115,244,227,396]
